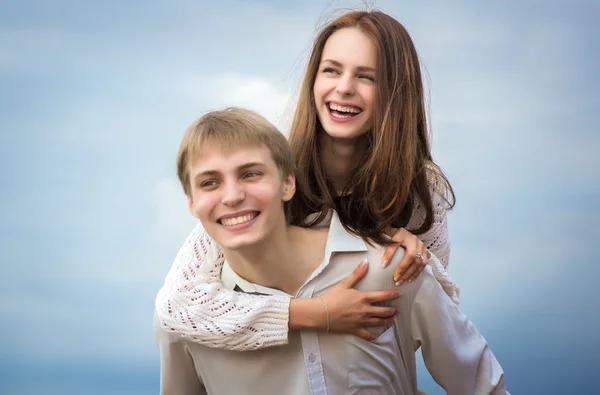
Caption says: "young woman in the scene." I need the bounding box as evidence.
[156,9,458,350]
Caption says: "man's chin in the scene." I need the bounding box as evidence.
[219,235,261,251]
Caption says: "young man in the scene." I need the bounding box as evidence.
[154,108,509,394]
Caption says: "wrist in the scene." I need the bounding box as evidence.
[288,298,325,330]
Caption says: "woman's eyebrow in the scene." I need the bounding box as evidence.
[321,59,375,72]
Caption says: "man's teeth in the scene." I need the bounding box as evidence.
[329,103,361,114]
[221,213,257,226]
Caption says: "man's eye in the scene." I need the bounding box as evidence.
[200,180,217,188]
[243,172,261,179]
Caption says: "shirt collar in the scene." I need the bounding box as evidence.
[221,210,368,294]
[322,210,368,255]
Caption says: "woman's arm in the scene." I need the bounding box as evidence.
[156,224,401,351]
[416,180,451,269]
[416,168,460,302]
[382,168,459,302]
[381,165,452,281]
[156,223,291,351]
[409,165,452,269]
[407,188,459,303]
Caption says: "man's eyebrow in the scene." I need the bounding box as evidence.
[238,162,265,170]
[192,162,266,180]
[321,59,376,72]
[193,170,218,181]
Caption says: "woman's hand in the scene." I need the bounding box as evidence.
[381,228,430,285]
[320,260,401,340]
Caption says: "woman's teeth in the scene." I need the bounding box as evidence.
[329,103,362,114]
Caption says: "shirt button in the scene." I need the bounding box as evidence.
[308,353,317,363]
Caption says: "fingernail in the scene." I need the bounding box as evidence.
[395,280,403,286]
[408,279,412,283]
[381,258,389,268]
[393,275,399,282]
[359,260,369,268]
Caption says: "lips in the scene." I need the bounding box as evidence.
[327,102,363,119]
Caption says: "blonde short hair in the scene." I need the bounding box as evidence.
[177,107,294,198]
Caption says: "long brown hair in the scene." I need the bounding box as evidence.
[288,10,455,245]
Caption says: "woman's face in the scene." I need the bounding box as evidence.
[313,27,377,142]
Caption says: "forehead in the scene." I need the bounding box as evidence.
[321,27,376,67]
[188,142,275,173]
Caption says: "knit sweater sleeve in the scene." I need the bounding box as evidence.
[155,223,291,351]
[408,166,460,303]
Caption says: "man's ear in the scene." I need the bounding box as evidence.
[187,196,199,219]
[282,173,296,202]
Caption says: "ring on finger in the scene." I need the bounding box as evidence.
[415,252,424,261]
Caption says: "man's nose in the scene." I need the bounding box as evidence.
[221,181,245,206]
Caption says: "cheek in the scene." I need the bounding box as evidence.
[313,77,327,103]
[364,87,376,110]
[192,193,218,220]
[254,185,284,208]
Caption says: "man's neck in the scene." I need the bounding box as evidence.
[320,134,367,191]
[222,225,327,296]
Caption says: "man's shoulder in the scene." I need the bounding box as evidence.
[153,310,192,347]
[401,265,454,307]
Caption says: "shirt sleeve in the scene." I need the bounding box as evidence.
[155,223,291,351]
[154,312,207,395]
[410,270,509,395]
[427,251,460,304]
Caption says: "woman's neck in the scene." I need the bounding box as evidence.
[320,134,367,191]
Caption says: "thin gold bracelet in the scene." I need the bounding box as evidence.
[318,295,330,332]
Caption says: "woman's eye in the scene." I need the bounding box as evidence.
[323,67,337,74]
[359,74,375,82]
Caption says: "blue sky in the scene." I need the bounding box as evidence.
[1,0,598,394]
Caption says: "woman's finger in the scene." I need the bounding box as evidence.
[408,255,429,282]
[338,260,369,288]
[354,328,378,341]
[362,317,396,327]
[381,227,408,267]
[364,290,402,304]
[381,242,401,268]
[398,261,422,284]
[366,306,399,318]
[403,247,430,283]
[392,253,414,283]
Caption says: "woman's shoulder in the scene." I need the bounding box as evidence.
[406,162,453,228]
[423,161,455,210]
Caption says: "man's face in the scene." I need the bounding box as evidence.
[187,142,295,251]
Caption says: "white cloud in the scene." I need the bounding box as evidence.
[174,73,295,133]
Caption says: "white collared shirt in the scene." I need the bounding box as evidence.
[154,212,508,395]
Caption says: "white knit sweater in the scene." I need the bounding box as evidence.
[155,174,459,351]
